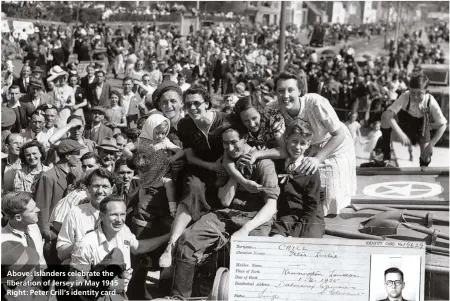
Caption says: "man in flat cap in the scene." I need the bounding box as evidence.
[84,106,113,144]
[19,78,51,111]
[34,139,83,266]
[96,137,120,173]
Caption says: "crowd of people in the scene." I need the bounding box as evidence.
[1,18,448,301]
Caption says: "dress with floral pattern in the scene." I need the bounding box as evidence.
[244,107,285,149]
[14,165,51,194]
[134,137,172,189]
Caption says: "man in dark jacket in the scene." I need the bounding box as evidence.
[376,267,410,301]
[34,139,83,265]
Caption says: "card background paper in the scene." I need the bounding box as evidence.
[229,237,425,301]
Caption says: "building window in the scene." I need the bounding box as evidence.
[263,14,270,25]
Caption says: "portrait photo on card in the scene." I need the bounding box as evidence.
[369,254,422,301]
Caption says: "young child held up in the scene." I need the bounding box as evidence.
[133,114,184,217]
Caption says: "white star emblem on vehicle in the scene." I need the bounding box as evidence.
[363,181,443,199]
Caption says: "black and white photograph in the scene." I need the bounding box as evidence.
[369,254,422,301]
[0,1,448,300]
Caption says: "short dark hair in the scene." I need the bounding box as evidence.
[84,168,115,187]
[81,151,100,163]
[409,73,429,90]
[99,194,125,214]
[9,85,20,92]
[384,267,404,282]
[123,77,133,83]
[221,123,247,141]
[109,90,122,105]
[2,192,33,218]
[233,95,261,116]
[113,132,128,141]
[95,69,105,76]
[19,140,46,165]
[68,73,79,81]
[114,158,136,172]
[285,119,313,140]
[30,109,46,120]
[183,84,212,110]
[67,114,84,125]
[274,71,306,96]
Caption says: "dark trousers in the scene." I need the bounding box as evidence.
[127,215,172,300]
[172,210,272,297]
[213,77,224,94]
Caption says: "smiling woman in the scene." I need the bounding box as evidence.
[245,71,357,216]
[14,140,50,194]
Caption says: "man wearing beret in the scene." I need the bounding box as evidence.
[19,77,51,111]
[34,139,83,266]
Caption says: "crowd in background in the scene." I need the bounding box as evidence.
[1,17,448,301]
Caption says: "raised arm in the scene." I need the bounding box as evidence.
[49,118,82,145]
[233,159,279,236]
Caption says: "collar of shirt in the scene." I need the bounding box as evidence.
[42,126,56,134]
[32,97,40,106]
[122,92,134,100]
[91,123,101,131]
[96,83,103,90]
[6,222,27,238]
[286,155,305,172]
[8,102,21,108]
[6,156,21,167]
[96,223,120,246]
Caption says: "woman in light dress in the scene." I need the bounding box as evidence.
[242,71,357,216]
[47,66,75,129]
[105,91,127,135]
